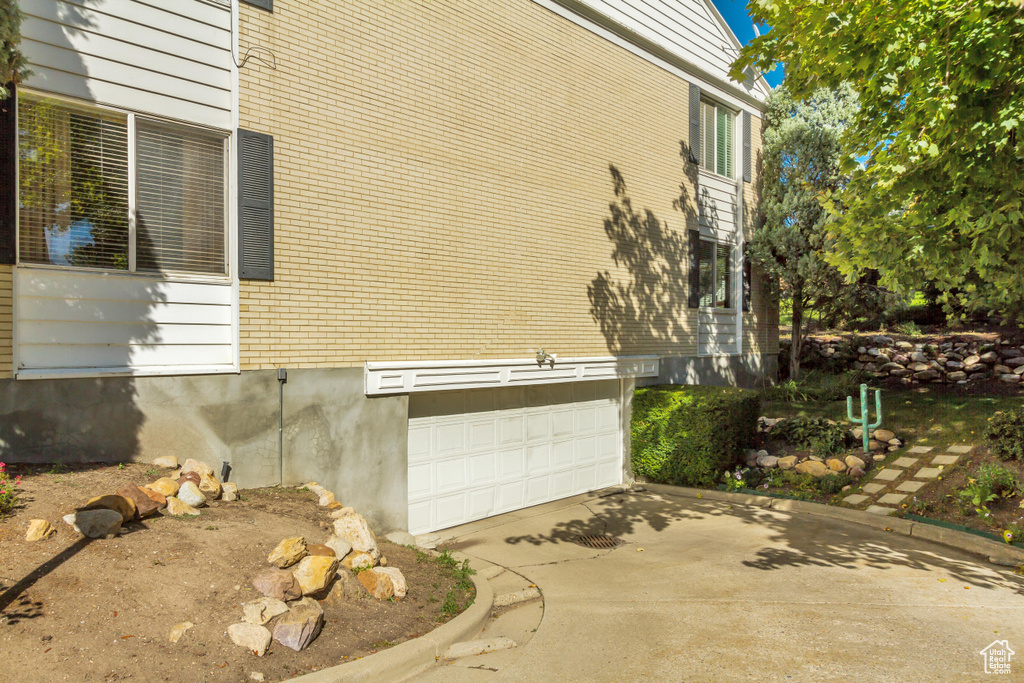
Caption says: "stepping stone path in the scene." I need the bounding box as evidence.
[842,444,973,515]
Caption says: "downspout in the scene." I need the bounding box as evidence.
[277,367,287,485]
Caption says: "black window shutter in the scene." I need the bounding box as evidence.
[742,111,752,183]
[688,84,701,165]
[0,85,15,265]
[240,0,272,11]
[742,246,752,312]
[237,129,274,281]
[688,229,701,308]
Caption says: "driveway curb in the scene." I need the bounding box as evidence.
[644,483,1024,567]
[288,569,494,683]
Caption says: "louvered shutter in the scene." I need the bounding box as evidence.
[0,86,15,264]
[237,129,274,281]
[742,111,752,183]
[688,84,701,164]
[688,229,701,308]
[241,0,272,10]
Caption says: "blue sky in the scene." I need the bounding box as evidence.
[710,0,784,87]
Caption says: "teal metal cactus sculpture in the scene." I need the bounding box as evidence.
[847,383,882,454]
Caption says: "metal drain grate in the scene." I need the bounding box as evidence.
[573,534,623,549]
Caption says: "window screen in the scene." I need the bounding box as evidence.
[136,120,226,274]
[18,94,129,269]
[698,239,734,309]
[715,242,732,308]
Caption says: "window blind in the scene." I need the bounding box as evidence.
[18,94,129,269]
[135,120,227,275]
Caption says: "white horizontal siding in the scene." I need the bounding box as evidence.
[698,309,737,356]
[20,0,232,129]
[15,268,236,376]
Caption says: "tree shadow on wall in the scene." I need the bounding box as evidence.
[587,164,692,356]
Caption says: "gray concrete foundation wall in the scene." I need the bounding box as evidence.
[646,353,779,389]
[0,368,409,531]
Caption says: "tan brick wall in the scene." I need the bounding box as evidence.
[238,0,772,369]
[0,265,11,379]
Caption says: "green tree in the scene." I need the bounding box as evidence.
[1,0,29,100]
[734,0,1024,321]
[749,84,860,379]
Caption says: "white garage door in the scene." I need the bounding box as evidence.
[407,380,623,535]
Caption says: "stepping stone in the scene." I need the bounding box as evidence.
[862,483,886,494]
[896,481,926,493]
[931,455,960,466]
[874,469,903,481]
[915,467,941,479]
[892,457,920,468]
[843,494,869,505]
[866,505,895,516]
[907,446,934,454]
[878,493,907,505]
[947,445,973,454]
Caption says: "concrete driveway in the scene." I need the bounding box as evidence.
[413,488,1024,682]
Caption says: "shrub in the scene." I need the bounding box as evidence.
[632,385,759,488]
[987,408,1024,461]
[761,370,866,403]
[0,462,21,515]
[977,463,1018,497]
[817,473,853,495]
[773,417,851,453]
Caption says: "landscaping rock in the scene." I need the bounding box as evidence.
[826,459,847,473]
[980,351,1000,364]
[63,509,122,538]
[845,455,866,470]
[994,364,1012,375]
[177,471,201,488]
[318,491,336,507]
[873,454,886,461]
[385,530,416,547]
[848,467,865,478]
[222,483,239,502]
[869,439,886,451]
[243,597,289,626]
[1006,357,1024,368]
[306,544,336,557]
[325,571,363,604]
[198,473,222,500]
[756,454,778,469]
[795,460,829,477]
[1001,374,1021,383]
[913,369,941,381]
[272,598,324,652]
[80,494,136,523]
[777,456,798,471]
[139,486,167,508]
[342,551,375,570]
[332,514,380,560]
[169,621,194,643]
[357,568,395,600]
[330,507,356,519]
[228,623,272,656]
[147,477,179,497]
[176,481,207,508]
[267,537,307,568]
[152,456,179,469]
[372,567,407,599]
[872,429,896,442]
[25,519,56,542]
[180,458,215,478]
[165,496,201,517]
[293,555,339,595]
[324,535,353,559]
[116,484,162,518]
[252,569,302,602]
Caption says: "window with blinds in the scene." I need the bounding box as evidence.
[700,100,735,179]
[698,239,733,309]
[18,93,130,269]
[17,92,227,276]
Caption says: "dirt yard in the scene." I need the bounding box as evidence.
[0,463,473,682]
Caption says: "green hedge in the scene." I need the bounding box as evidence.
[632,385,760,487]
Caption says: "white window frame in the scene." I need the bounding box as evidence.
[14,88,232,284]
[700,99,736,180]
[698,238,735,311]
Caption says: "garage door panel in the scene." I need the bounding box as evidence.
[409,381,623,535]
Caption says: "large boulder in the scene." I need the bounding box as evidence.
[221,482,239,502]
[243,597,289,626]
[151,456,178,469]
[146,478,179,497]
[267,537,307,568]
[176,471,201,488]
[871,429,896,443]
[180,459,215,478]
[293,555,339,595]
[63,509,122,538]
[324,536,353,560]
[80,494,136,523]
[357,569,395,600]
[332,514,380,560]
[826,459,847,473]
[198,473,222,500]
[844,455,866,470]
[777,456,798,471]
[252,569,302,602]
[342,551,375,571]
[272,598,324,652]
[795,460,829,477]
[176,481,207,508]
[116,484,162,518]
[228,623,272,656]
[164,497,200,517]
[372,567,408,599]
[25,519,56,542]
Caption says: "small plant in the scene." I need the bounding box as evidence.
[905,496,932,515]
[958,478,998,518]
[774,418,851,453]
[987,408,1024,461]
[145,468,159,477]
[721,468,747,492]
[1004,521,1023,545]
[816,473,853,495]
[894,321,922,337]
[0,462,22,515]
[117,462,126,470]
[976,463,1018,498]
[47,462,68,475]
